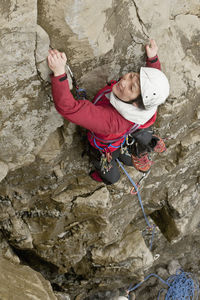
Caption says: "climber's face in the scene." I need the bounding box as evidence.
[112,72,141,103]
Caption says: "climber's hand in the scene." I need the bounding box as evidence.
[145,39,158,59]
[47,49,67,77]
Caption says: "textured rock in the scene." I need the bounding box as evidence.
[36,25,50,64]
[0,161,9,182]
[0,0,63,175]
[0,0,200,299]
[0,258,57,300]
[167,259,181,275]
[36,24,51,82]
[1,214,33,249]
[0,233,20,264]
[38,129,64,162]
[55,293,71,300]
[32,184,154,275]
[91,227,153,272]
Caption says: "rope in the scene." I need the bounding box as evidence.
[116,159,151,228]
[127,270,199,300]
[149,224,156,251]
[116,158,155,250]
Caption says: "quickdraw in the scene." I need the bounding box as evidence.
[66,64,87,100]
[130,169,151,195]
[100,152,113,174]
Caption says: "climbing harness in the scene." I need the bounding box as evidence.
[91,122,140,147]
[92,131,137,174]
[127,269,199,300]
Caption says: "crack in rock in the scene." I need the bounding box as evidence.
[129,32,144,45]
[34,31,45,84]
[131,0,149,38]
[70,185,105,212]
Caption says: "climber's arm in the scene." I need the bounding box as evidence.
[145,39,161,70]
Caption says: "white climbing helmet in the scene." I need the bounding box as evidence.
[140,67,170,110]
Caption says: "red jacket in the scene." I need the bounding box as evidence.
[51,56,161,152]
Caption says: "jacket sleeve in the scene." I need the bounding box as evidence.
[146,55,161,70]
[51,74,129,135]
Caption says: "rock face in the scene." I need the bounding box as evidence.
[0,0,200,299]
[0,257,57,300]
[0,0,63,175]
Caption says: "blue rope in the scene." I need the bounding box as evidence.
[128,270,199,300]
[149,224,156,251]
[116,158,151,228]
[128,273,169,293]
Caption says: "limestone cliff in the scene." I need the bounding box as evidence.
[0,0,199,299]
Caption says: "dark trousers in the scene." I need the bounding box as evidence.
[90,146,133,184]
[89,127,156,184]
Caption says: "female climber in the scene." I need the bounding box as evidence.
[47,39,169,184]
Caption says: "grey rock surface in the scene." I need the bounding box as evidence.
[0,0,199,299]
[0,257,57,300]
[0,0,63,173]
